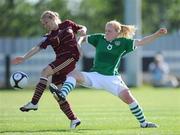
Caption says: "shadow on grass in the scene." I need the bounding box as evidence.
[0,128,103,134]
[0,127,141,134]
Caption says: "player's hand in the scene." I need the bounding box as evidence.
[78,29,86,36]
[11,56,25,64]
[78,26,87,36]
[156,28,167,37]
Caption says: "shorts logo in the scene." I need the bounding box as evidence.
[107,44,112,50]
[114,41,121,46]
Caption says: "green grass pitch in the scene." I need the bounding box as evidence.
[0,86,180,135]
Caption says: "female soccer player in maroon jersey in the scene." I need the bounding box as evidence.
[11,10,87,129]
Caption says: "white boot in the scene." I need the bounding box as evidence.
[70,118,81,129]
[140,122,159,128]
[20,102,38,112]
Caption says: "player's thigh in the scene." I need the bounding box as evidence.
[102,75,129,96]
[49,57,76,74]
[41,65,54,76]
[80,72,103,89]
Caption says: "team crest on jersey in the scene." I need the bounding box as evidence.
[107,44,113,50]
[114,41,121,46]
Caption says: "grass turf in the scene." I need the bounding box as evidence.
[0,86,180,135]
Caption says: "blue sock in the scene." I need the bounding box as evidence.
[60,77,76,98]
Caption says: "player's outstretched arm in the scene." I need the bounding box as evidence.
[11,46,42,65]
[135,28,167,46]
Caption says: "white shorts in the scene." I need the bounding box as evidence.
[81,72,129,96]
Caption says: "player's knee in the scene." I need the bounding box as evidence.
[119,90,134,104]
[75,74,84,84]
[68,71,84,83]
[41,68,51,77]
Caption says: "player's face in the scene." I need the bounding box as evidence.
[105,24,119,41]
[41,18,58,31]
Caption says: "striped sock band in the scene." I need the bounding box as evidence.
[129,101,146,124]
[31,77,48,105]
[60,77,76,98]
[59,100,77,120]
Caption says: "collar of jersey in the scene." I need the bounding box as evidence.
[103,35,117,44]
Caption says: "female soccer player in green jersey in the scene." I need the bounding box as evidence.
[49,20,167,128]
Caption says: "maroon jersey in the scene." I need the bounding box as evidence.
[39,20,82,61]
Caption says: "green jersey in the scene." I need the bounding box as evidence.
[87,33,136,75]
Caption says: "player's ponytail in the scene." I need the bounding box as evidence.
[120,24,136,39]
[106,20,136,39]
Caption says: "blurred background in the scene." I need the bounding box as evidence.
[0,0,180,88]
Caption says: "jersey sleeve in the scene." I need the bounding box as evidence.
[86,33,104,47]
[67,20,82,33]
[124,38,136,53]
[39,36,52,49]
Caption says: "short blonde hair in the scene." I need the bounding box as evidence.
[106,20,136,39]
[40,10,60,21]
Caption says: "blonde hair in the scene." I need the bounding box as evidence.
[106,20,136,39]
[40,10,61,22]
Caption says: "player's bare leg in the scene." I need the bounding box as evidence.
[119,90,158,128]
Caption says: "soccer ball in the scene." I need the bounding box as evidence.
[10,71,28,89]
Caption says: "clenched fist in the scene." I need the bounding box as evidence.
[156,28,167,36]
